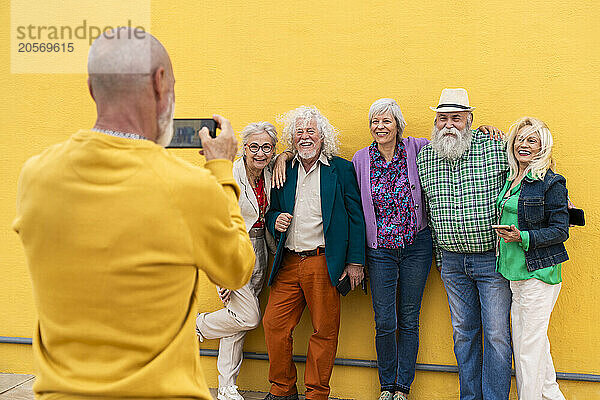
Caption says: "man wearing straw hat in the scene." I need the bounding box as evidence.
[417,88,512,400]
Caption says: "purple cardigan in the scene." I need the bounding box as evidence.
[352,136,429,249]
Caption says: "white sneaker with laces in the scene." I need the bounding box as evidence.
[217,385,244,400]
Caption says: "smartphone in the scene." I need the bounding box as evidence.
[568,208,585,226]
[167,118,217,148]
[492,225,511,230]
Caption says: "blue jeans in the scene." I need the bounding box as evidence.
[367,227,433,394]
[441,250,512,400]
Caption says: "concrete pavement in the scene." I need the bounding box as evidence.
[0,373,349,399]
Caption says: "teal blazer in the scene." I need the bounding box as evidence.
[265,156,366,286]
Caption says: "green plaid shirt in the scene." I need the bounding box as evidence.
[417,130,508,268]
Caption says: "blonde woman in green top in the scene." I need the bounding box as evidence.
[494,117,569,400]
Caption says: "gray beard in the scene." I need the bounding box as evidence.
[298,148,318,160]
[430,125,472,161]
[156,94,175,147]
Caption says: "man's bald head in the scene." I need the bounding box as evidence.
[87,27,172,100]
[87,27,175,145]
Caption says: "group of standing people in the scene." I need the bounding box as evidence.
[14,29,572,400]
[197,88,572,400]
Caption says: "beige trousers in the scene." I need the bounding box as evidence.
[511,278,565,400]
[196,231,267,387]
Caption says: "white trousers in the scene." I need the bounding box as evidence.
[196,234,267,388]
[510,278,565,400]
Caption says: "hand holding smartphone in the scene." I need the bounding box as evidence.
[167,118,217,148]
[198,115,238,162]
[492,225,511,230]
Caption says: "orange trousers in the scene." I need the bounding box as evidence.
[262,252,341,400]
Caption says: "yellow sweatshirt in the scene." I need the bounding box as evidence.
[13,130,255,400]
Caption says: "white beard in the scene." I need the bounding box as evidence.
[156,94,175,147]
[297,147,318,160]
[430,125,472,161]
[296,137,321,160]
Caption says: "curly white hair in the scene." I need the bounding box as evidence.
[278,105,339,159]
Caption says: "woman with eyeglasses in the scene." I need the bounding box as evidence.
[196,122,278,400]
[494,117,568,400]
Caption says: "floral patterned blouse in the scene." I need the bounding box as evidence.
[251,174,268,229]
[369,141,417,248]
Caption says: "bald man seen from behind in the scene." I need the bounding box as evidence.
[12,27,255,400]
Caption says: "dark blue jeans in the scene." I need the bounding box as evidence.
[441,250,512,400]
[366,227,433,394]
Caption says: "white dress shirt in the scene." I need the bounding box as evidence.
[285,152,330,251]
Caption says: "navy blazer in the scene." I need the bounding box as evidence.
[265,156,366,286]
[518,169,569,272]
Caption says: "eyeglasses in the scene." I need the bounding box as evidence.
[247,143,274,154]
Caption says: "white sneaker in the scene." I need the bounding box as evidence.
[217,385,244,400]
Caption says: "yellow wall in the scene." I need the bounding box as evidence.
[1,1,600,399]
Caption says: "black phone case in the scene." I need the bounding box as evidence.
[336,274,351,296]
[569,208,585,226]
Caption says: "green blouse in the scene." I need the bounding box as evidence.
[495,176,562,284]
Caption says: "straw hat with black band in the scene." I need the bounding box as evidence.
[430,88,476,113]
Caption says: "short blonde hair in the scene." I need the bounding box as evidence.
[506,116,555,181]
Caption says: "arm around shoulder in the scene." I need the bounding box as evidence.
[414,136,430,150]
